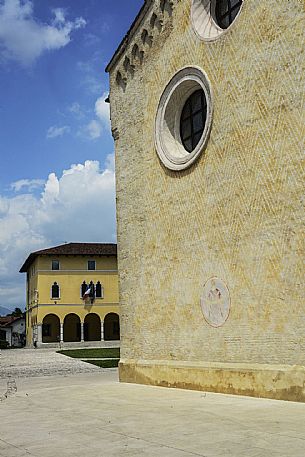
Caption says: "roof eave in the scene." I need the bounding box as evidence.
[19,244,118,273]
[105,0,152,74]
[19,254,35,273]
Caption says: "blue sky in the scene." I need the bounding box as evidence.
[0,0,143,311]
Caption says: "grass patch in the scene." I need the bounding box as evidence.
[85,359,119,368]
[57,348,120,359]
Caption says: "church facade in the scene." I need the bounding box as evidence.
[106,0,305,401]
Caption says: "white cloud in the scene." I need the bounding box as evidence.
[41,172,59,206]
[83,119,102,140]
[74,17,86,30]
[0,157,116,310]
[68,102,85,119]
[10,178,45,192]
[0,196,9,216]
[105,153,115,172]
[80,92,110,141]
[47,125,70,139]
[95,93,110,129]
[0,0,86,66]
[52,8,66,25]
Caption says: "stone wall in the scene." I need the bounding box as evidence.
[108,0,305,401]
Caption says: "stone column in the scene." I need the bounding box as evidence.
[60,323,64,343]
[32,325,37,346]
[81,322,84,342]
[101,321,104,341]
[37,324,42,344]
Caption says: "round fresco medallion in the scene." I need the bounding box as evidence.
[201,277,230,327]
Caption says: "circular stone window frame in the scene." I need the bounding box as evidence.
[191,0,244,42]
[155,66,213,171]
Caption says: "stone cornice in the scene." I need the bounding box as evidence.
[106,0,175,90]
[106,0,153,73]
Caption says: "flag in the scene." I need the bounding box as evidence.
[82,286,91,300]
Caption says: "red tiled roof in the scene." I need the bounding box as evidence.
[20,243,117,273]
[0,316,23,327]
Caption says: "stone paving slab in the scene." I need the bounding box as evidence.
[0,349,305,456]
[0,370,305,457]
[0,348,101,378]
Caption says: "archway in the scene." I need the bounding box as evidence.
[42,314,60,343]
[63,313,81,342]
[104,313,120,341]
[84,313,101,341]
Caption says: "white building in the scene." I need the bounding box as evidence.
[0,316,26,348]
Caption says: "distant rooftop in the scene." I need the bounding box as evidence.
[20,243,117,273]
[0,315,24,327]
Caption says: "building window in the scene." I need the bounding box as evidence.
[95,281,104,299]
[155,67,213,171]
[180,89,207,153]
[214,0,243,29]
[191,0,243,41]
[88,260,96,271]
[52,260,60,271]
[51,282,60,299]
[89,281,95,299]
[81,281,88,298]
[81,281,95,301]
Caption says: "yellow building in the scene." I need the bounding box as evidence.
[20,243,120,348]
[106,0,305,401]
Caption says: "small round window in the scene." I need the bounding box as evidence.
[214,0,243,29]
[191,0,244,41]
[155,67,213,171]
[180,89,207,153]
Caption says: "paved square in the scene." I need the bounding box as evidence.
[0,349,305,456]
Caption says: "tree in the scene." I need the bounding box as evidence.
[11,307,23,317]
